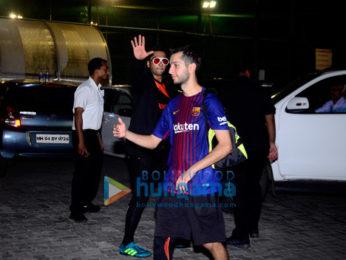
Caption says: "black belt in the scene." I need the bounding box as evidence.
[73,129,101,135]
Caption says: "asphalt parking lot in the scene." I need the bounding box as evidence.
[1,155,346,260]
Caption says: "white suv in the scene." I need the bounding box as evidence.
[271,70,346,182]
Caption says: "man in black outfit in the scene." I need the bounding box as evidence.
[219,60,278,248]
[70,58,109,222]
[119,35,176,258]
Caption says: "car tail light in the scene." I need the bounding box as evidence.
[14,119,21,127]
[2,106,22,127]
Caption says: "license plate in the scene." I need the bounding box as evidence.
[36,134,70,144]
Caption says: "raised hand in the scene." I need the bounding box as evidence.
[131,34,154,60]
[113,117,126,138]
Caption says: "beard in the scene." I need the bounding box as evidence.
[172,71,189,85]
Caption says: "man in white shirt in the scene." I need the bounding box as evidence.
[70,57,109,222]
[315,84,346,113]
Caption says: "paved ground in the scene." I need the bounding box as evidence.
[1,155,346,260]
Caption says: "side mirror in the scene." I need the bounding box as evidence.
[286,97,309,113]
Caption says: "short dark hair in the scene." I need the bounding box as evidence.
[170,45,201,72]
[88,57,107,76]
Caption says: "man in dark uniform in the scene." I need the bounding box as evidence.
[219,60,278,248]
[119,35,176,258]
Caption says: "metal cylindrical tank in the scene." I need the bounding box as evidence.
[0,18,112,84]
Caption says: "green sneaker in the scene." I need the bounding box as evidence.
[120,242,152,258]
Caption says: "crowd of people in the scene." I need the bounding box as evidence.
[70,34,278,259]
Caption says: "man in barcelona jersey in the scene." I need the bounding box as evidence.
[114,45,231,260]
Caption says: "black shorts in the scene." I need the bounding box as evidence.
[154,193,226,246]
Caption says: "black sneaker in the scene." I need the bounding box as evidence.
[82,203,100,213]
[226,237,250,249]
[249,228,259,238]
[249,231,259,238]
[69,212,88,223]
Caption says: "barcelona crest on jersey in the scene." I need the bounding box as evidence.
[192,107,201,117]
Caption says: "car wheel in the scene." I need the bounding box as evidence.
[0,157,8,178]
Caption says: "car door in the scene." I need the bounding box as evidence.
[102,87,132,158]
[275,74,346,181]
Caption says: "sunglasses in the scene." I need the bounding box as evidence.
[151,57,169,65]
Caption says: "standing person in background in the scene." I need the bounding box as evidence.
[70,57,109,222]
[219,60,278,248]
[119,35,176,258]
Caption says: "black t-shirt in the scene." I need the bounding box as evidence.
[217,76,275,155]
[125,59,177,157]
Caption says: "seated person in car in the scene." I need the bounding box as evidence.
[315,84,346,113]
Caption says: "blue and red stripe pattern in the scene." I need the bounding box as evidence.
[153,88,229,195]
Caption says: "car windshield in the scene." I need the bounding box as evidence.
[270,73,319,104]
[4,85,76,115]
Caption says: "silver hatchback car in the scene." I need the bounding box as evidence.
[0,80,76,176]
[101,85,132,158]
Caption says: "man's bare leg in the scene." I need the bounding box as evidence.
[203,242,228,260]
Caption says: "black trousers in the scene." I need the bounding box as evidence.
[70,130,103,213]
[122,152,167,245]
[231,151,268,240]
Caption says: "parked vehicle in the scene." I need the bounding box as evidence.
[0,18,113,177]
[270,69,346,183]
[201,72,346,193]
[0,81,133,177]
[0,80,76,176]
[101,85,132,158]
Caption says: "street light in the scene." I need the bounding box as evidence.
[202,1,216,9]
